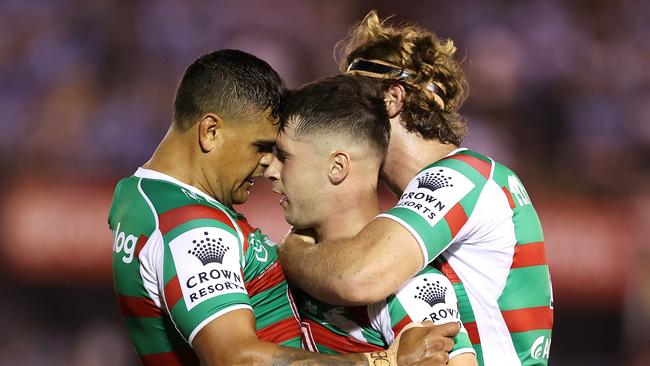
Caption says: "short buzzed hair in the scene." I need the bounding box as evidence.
[282,74,390,156]
[173,49,287,130]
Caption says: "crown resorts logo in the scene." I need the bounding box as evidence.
[416,170,453,192]
[414,278,447,307]
[188,232,228,265]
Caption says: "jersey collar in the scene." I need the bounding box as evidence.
[133,167,241,218]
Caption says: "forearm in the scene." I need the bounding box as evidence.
[208,341,368,366]
[279,219,423,305]
[279,235,376,305]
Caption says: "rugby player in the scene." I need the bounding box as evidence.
[264,74,477,366]
[108,49,459,366]
[279,12,554,366]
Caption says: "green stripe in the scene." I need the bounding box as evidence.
[453,330,474,355]
[124,316,187,355]
[458,184,483,218]
[511,329,552,365]
[513,205,544,245]
[498,266,552,311]
[473,344,484,366]
[279,337,302,349]
[383,208,453,262]
[252,285,294,329]
[315,344,340,355]
[170,293,251,339]
[452,282,476,324]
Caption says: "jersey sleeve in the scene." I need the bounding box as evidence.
[380,268,475,359]
[377,162,481,266]
[161,223,251,344]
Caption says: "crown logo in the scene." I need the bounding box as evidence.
[414,278,447,307]
[188,232,228,265]
[416,170,453,192]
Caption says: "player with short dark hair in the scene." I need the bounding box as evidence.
[265,74,477,366]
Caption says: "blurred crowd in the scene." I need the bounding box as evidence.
[1,0,648,192]
[0,0,648,365]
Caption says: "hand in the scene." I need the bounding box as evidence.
[394,321,459,366]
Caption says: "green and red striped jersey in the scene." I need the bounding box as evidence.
[109,168,301,365]
[377,148,553,366]
[298,266,475,361]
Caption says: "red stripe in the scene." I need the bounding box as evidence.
[464,321,481,345]
[159,205,235,234]
[435,260,462,284]
[245,262,285,297]
[118,295,162,318]
[502,186,515,209]
[140,350,199,366]
[445,203,468,238]
[502,306,553,333]
[257,317,302,344]
[446,154,492,179]
[134,235,149,257]
[164,275,183,310]
[237,219,255,253]
[512,242,547,268]
[305,319,384,353]
[392,315,413,335]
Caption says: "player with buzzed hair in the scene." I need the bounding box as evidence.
[280,11,554,366]
[264,74,477,366]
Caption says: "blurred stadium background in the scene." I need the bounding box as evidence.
[0,0,648,365]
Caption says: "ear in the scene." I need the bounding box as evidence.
[384,83,405,118]
[198,113,222,152]
[328,151,350,185]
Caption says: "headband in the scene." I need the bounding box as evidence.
[346,58,446,110]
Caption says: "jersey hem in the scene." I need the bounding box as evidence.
[449,347,477,359]
[187,304,253,345]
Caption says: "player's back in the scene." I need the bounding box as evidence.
[379,148,553,365]
[109,168,301,365]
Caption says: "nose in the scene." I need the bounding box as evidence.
[263,155,281,181]
[260,151,274,168]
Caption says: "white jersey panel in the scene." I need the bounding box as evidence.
[444,179,519,365]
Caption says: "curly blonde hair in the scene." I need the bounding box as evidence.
[336,11,468,144]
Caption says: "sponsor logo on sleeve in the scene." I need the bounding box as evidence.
[396,274,460,325]
[395,167,474,226]
[170,227,246,311]
[112,222,138,264]
[530,335,551,360]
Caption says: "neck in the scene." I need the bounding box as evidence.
[381,130,458,195]
[142,126,219,200]
[313,185,381,242]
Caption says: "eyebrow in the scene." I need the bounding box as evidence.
[253,139,276,147]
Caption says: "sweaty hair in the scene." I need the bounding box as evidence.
[282,74,390,157]
[173,49,287,130]
[336,11,468,145]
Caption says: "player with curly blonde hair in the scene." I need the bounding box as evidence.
[280,11,553,366]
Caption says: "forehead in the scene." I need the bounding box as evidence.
[240,109,280,140]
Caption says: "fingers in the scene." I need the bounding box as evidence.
[429,321,461,338]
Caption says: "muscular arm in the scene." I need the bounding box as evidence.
[279,217,424,305]
[193,309,365,365]
[193,309,458,366]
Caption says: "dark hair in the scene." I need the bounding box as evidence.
[173,49,287,130]
[282,74,390,156]
[337,11,468,145]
